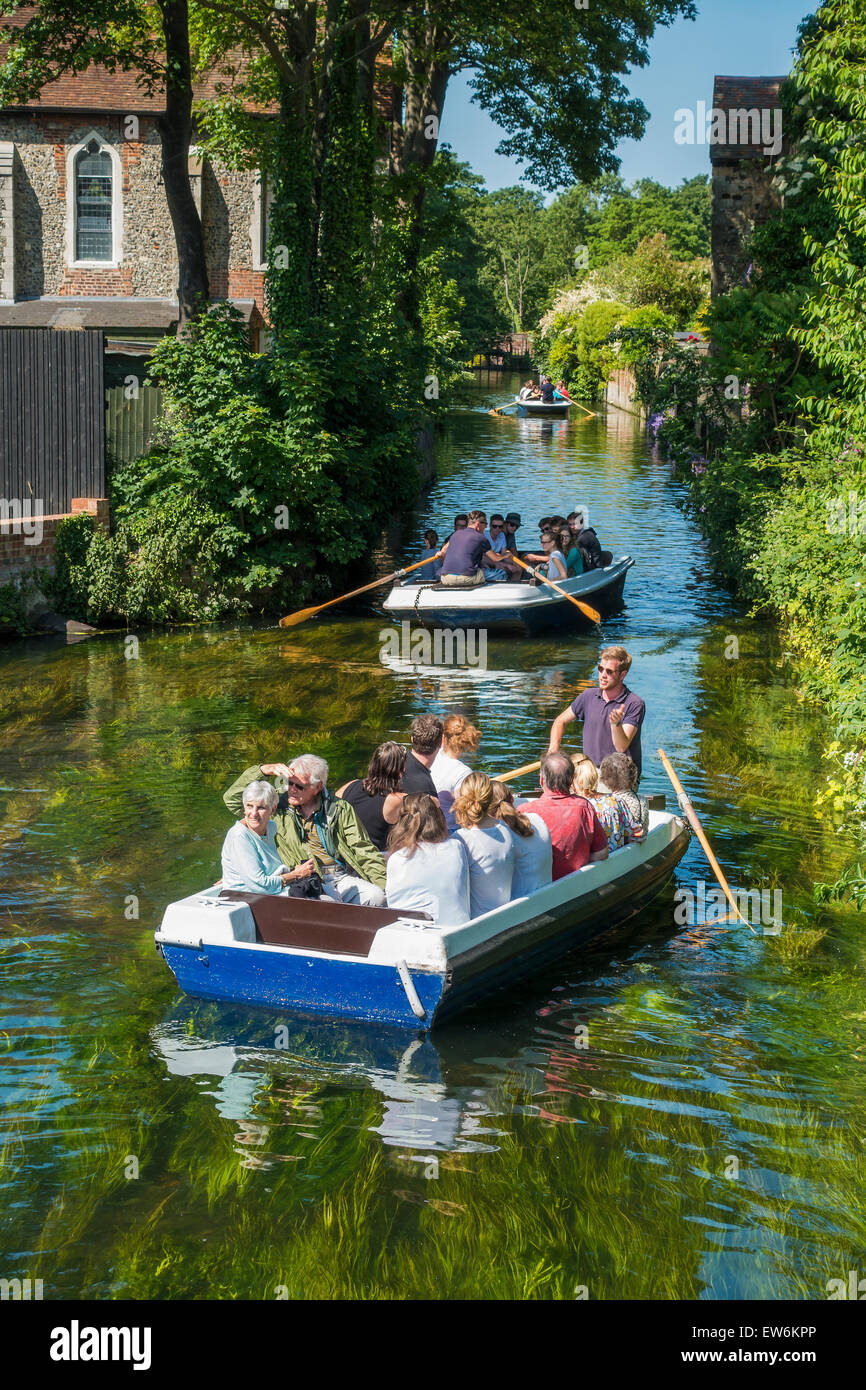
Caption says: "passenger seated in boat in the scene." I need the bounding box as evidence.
[567,511,602,569]
[438,509,509,588]
[571,755,631,852]
[223,755,387,906]
[530,753,609,879]
[405,529,441,584]
[489,781,552,898]
[554,380,572,401]
[385,794,471,924]
[336,742,406,853]
[522,530,568,582]
[561,525,584,577]
[539,376,555,403]
[431,713,480,831]
[518,380,536,401]
[598,753,648,840]
[452,772,516,917]
[221,780,312,895]
[482,512,522,582]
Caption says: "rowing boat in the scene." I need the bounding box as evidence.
[513,398,571,417]
[154,807,689,1032]
[382,555,634,632]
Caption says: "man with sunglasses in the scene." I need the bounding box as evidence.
[546,646,645,784]
[224,753,387,905]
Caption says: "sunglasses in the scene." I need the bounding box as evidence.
[598,664,620,675]
[490,522,503,529]
[286,778,308,791]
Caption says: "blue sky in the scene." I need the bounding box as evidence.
[438,0,813,195]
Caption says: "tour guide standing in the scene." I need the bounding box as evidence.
[224,754,386,905]
[547,645,645,782]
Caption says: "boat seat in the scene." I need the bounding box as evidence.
[219,890,432,957]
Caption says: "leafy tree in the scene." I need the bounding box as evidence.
[419,149,508,357]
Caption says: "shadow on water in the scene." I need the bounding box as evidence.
[1,374,865,1300]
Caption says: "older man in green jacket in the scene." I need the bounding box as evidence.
[224,753,386,906]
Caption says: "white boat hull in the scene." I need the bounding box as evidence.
[382,555,634,631]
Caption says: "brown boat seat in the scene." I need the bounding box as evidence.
[219,890,432,958]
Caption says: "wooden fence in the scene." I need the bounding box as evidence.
[105,384,165,464]
[0,328,105,514]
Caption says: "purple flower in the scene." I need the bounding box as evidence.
[690,455,708,476]
[648,411,665,438]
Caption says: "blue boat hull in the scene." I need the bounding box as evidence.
[158,824,689,1031]
[159,940,445,1029]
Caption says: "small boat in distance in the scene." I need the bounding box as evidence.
[155,807,690,1031]
[513,397,571,417]
[383,555,634,633]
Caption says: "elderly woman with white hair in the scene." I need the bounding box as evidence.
[221,780,316,895]
[223,752,387,907]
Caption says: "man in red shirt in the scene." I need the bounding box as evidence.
[530,753,609,879]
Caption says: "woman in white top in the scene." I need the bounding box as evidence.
[430,713,481,831]
[523,529,568,582]
[453,771,515,918]
[221,780,316,894]
[489,780,552,898]
[385,794,471,924]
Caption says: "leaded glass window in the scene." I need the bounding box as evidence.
[75,140,113,261]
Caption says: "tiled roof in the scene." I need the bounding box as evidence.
[710,76,787,163]
[0,7,276,113]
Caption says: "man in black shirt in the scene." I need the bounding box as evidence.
[402,714,442,797]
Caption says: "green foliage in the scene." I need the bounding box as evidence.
[640,0,866,905]
[43,514,95,619]
[70,307,419,626]
[598,233,709,324]
[540,299,629,400]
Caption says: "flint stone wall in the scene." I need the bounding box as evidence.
[0,111,266,315]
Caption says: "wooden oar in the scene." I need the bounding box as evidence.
[657,747,759,935]
[488,402,519,416]
[497,757,543,783]
[279,555,438,628]
[570,400,597,419]
[510,555,601,624]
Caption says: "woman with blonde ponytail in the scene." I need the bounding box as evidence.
[453,771,515,918]
[489,781,552,898]
[431,713,481,831]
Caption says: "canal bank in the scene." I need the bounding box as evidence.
[1,377,863,1300]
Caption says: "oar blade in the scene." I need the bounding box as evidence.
[279,607,320,628]
[576,600,601,624]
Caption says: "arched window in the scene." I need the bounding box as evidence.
[75,139,113,262]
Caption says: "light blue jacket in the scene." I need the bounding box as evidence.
[221,821,287,895]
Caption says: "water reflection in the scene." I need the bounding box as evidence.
[1,374,863,1300]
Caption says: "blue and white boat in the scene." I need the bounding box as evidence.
[382,555,635,633]
[155,808,690,1032]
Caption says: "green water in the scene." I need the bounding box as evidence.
[2,376,864,1300]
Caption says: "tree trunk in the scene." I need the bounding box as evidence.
[157,0,209,329]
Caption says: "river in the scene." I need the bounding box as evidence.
[1,373,863,1300]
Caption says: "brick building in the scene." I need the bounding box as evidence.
[0,33,273,350]
[710,76,787,297]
